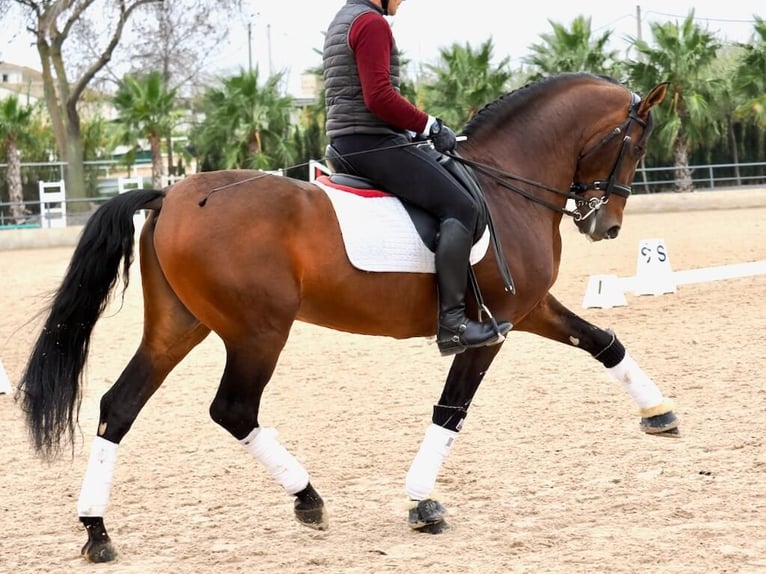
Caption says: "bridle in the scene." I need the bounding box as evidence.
[569,91,649,220]
[448,91,651,222]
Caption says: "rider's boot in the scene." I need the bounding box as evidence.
[435,218,511,356]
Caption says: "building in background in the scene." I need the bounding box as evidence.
[0,61,45,104]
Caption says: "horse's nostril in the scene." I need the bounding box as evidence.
[605,225,621,239]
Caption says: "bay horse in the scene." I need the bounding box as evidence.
[18,72,676,562]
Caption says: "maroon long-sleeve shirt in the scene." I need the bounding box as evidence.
[349,12,430,134]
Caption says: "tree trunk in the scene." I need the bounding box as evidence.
[35,37,66,162]
[151,133,164,189]
[65,120,86,208]
[727,116,741,186]
[673,139,694,193]
[166,133,174,177]
[36,20,87,205]
[61,52,87,205]
[6,140,27,224]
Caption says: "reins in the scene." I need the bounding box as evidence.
[200,90,646,225]
[442,152,583,219]
[445,91,647,222]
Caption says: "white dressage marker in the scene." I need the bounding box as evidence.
[584,238,766,308]
[582,274,627,309]
[583,238,674,309]
[630,238,677,296]
[38,180,67,229]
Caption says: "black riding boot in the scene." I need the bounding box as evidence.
[435,218,511,356]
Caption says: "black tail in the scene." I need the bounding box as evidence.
[17,189,164,460]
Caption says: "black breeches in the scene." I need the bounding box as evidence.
[330,133,479,230]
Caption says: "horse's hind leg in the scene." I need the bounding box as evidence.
[517,292,679,435]
[210,324,328,531]
[78,235,211,563]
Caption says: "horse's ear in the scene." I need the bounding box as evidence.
[641,82,669,113]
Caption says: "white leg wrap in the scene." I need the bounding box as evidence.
[406,424,458,501]
[607,352,665,410]
[77,436,118,517]
[240,427,309,495]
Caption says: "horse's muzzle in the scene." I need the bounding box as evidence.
[604,224,621,239]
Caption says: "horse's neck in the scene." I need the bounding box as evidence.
[463,138,574,219]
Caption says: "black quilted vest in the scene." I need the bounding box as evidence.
[323,0,402,138]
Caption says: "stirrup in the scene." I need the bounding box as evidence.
[436,315,511,356]
[437,332,506,356]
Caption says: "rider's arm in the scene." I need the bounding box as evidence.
[350,13,434,135]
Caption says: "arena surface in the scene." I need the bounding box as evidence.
[1,188,764,573]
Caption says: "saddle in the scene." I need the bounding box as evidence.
[323,143,515,294]
[324,143,489,249]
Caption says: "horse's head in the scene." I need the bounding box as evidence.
[570,81,668,241]
[459,74,668,242]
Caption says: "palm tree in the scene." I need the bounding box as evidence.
[627,11,722,192]
[112,71,179,189]
[420,39,511,129]
[524,16,619,80]
[192,69,294,171]
[0,95,35,224]
[732,16,766,161]
[709,47,747,185]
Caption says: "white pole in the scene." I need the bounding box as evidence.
[0,359,12,395]
[267,23,273,76]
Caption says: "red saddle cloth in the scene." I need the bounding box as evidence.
[315,174,389,198]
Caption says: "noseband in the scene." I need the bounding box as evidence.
[569,92,648,220]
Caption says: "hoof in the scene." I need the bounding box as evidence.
[294,483,329,530]
[80,516,117,563]
[641,411,680,437]
[294,504,329,530]
[408,499,449,533]
[82,539,118,563]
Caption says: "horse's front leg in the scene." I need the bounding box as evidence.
[406,344,504,533]
[517,293,679,436]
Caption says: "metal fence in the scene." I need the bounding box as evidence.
[1,159,765,229]
[633,161,766,193]
[0,159,182,228]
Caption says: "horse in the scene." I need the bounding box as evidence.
[17,72,676,563]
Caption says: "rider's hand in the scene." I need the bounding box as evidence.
[429,118,457,153]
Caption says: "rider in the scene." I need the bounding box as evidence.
[322,0,511,356]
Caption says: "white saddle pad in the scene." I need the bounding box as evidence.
[315,179,490,273]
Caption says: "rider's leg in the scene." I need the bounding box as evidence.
[435,218,511,356]
[331,134,510,355]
